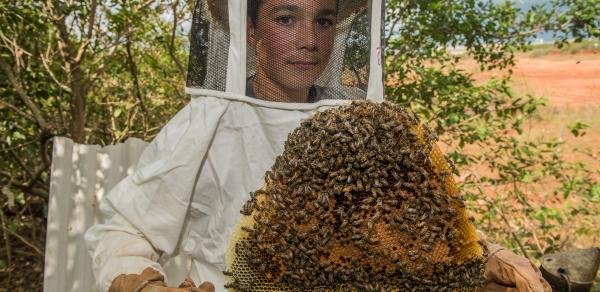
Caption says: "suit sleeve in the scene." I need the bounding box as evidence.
[85,97,229,291]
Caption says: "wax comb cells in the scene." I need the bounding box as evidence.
[226,101,486,292]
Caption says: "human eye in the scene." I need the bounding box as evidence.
[317,17,335,28]
[275,15,294,25]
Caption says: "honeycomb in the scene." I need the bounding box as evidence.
[224,101,486,291]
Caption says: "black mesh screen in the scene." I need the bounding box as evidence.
[186,0,374,103]
[186,0,230,90]
[246,0,370,102]
[342,9,370,91]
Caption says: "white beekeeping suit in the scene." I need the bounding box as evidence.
[85,0,384,291]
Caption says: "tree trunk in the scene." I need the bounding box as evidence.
[69,67,87,143]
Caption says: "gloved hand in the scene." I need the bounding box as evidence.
[108,267,215,292]
[478,243,551,292]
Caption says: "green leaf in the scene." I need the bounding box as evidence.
[567,121,589,137]
[16,192,25,206]
[13,131,26,140]
[448,113,460,125]
[113,108,123,118]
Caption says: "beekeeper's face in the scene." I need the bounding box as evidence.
[248,0,337,91]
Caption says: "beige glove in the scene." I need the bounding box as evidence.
[478,243,551,292]
[108,267,215,292]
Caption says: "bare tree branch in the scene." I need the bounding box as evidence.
[0,205,12,265]
[125,38,149,136]
[0,100,36,123]
[40,32,71,94]
[46,0,74,63]
[384,16,402,48]
[0,59,52,132]
[1,221,43,256]
[0,141,37,152]
[85,31,123,90]
[45,0,92,142]
[86,0,155,89]
[45,2,77,84]
[3,181,49,200]
[3,145,36,180]
[0,30,33,70]
[168,0,186,78]
[73,0,97,65]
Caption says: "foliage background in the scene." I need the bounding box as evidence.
[0,0,598,290]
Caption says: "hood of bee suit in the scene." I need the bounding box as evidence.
[185,0,384,103]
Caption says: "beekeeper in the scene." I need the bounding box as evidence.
[85,0,550,291]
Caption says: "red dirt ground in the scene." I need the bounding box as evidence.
[459,50,600,251]
[460,51,600,107]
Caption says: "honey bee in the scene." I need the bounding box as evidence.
[231,102,486,291]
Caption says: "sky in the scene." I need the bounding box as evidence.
[510,0,549,8]
[496,0,559,43]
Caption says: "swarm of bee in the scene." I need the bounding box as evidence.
[225,101,487,291]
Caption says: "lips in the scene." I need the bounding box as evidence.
[288,60,319,69]
[290,60,318,64]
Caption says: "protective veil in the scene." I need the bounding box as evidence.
[85,0,384,291]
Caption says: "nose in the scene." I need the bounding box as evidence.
[296,20,318,51]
